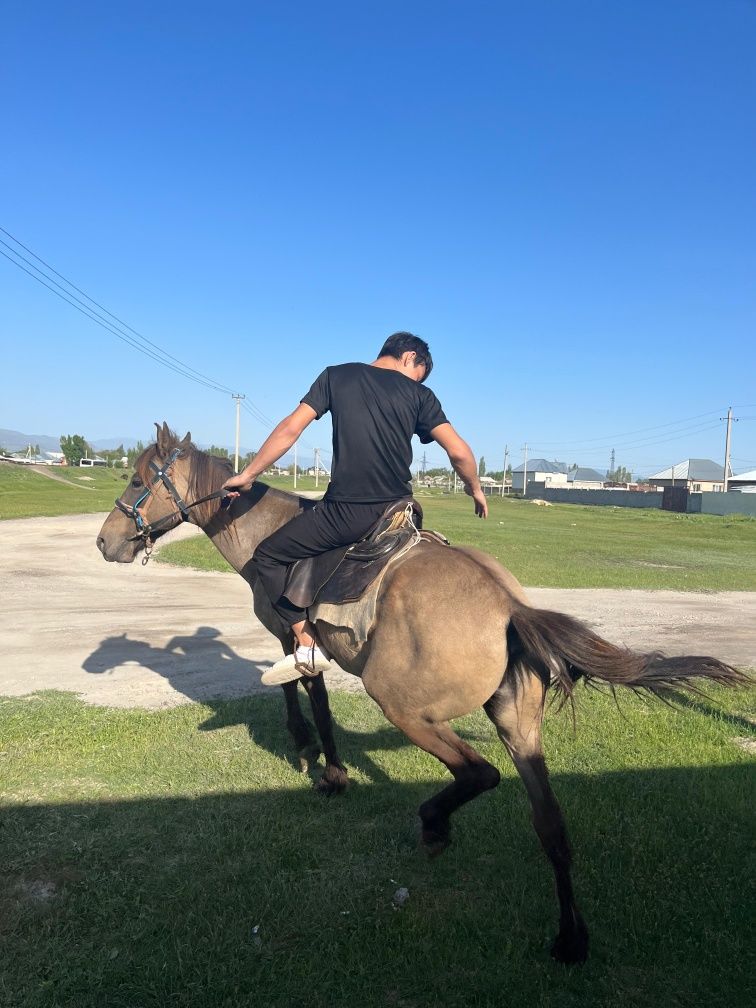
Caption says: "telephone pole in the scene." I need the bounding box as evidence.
[720,407,737,492]
[293,441,298,490]
[232,394,245,473]
[314,448,320,488]
[501,444,509,497]
[522,443,528,498]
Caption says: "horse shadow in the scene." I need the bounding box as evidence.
[81,631,422,783]
[81,628,273,699]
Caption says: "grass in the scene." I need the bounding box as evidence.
[157,490,756,591]
[0,462,127,520]
[0,685,754,1008]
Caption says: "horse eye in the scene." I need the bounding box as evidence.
[131,477,143,488]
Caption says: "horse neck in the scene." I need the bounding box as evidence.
[195,478,303,577]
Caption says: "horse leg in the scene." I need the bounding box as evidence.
[484,666,588,965]
[280,681,321,772]
[386,713,501,854]
[299,674,350,795]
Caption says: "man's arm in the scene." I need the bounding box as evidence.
[223,403,317,494]
[430,422,488,518]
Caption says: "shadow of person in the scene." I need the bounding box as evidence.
[81,632,402,784]
[81,632,491,786]
[81,630,274,703]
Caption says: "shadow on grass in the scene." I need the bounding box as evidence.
[1,764,752,1008]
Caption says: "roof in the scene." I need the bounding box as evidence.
[732,469,756,482]
[568,467,606,483]
[512,459,568,474]
[647,459,730,482]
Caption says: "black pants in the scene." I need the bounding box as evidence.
[254,499,393,625]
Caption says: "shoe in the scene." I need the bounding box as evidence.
[261,646,331,686]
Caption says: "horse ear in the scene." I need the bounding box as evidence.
[180,431,192,448]
[155,421,171,454]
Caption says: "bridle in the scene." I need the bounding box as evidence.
[115,447,229,563]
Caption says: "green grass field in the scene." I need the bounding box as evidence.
[0,462,127,519]
[1,685,753,1008]
[157,490,756,591]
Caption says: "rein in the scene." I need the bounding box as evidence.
[114,447,229,564]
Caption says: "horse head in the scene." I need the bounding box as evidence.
[96,422,229,563]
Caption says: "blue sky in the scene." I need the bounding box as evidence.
[2,0,754,477]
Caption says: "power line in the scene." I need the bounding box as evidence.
[0,247,240,395]
[0,236,238,396]
[529,408,724,447]
[530,420,724,457]
[0,227,238,394]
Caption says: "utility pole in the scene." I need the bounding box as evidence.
[720,406,737,492]
[609,447,615,479]
[501,444,509,497]
[314,448,320,488]
[522,443,528,498]
[453,470,458,494]
[232,394,245,473]
[293,442,298,490]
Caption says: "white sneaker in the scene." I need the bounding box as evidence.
[261,646,331,686]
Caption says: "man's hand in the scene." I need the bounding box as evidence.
[466,485,488,518]
[222,471,256,499]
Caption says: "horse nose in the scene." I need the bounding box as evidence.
[96,536,106,555]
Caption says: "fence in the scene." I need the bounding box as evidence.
[525,483,756,517]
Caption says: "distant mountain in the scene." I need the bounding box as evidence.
[0,429,62,452]
[0,428,294,464]
[0,428,141,454]
[90,436,140,451]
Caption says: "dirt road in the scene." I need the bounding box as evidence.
[2,513,754,709]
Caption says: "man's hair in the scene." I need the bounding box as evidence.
[377,331,433,381]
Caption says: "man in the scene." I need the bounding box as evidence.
[223,332,487,685]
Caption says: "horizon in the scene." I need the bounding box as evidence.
[2,2,754,478]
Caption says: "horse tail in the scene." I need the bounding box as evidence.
[507,604,748,701]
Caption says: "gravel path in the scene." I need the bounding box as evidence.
[2,513,754,709]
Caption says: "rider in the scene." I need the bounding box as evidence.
[222,332,487,685]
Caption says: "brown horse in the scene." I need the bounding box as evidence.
[96,424,746,964]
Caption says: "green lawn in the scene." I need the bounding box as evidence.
[157,491,756,591]
[0,686,753,1008]
[0,462,127,519]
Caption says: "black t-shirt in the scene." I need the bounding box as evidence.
[301,362,449,503]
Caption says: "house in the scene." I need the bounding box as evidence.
[479,475,504,495]
[511,459,569,493]
[567,467,606,490]
[647,459,730,493]
[729,468,756,492]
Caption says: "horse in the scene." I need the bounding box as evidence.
[96,423,746,964]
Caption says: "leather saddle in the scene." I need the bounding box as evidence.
[283,497,425,609]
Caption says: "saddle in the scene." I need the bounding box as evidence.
[283,498,428,609]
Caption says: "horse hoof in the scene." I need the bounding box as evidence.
[315,764,349,796]
[421,826,451,858]
[550,921,589,965]
[298,745,322,773]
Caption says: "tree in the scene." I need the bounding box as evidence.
[478,456,486,478]
[98,444,127,467]
[60,434,90,466]
[607,465,633,483]
[243,450,258,468]
[206,445,230,459]
[126,441,146,469]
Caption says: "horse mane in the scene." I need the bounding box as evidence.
[135,429,235,527]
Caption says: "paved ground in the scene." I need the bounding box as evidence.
[2,513,754,709]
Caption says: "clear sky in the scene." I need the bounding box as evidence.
[2,0,754,477]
